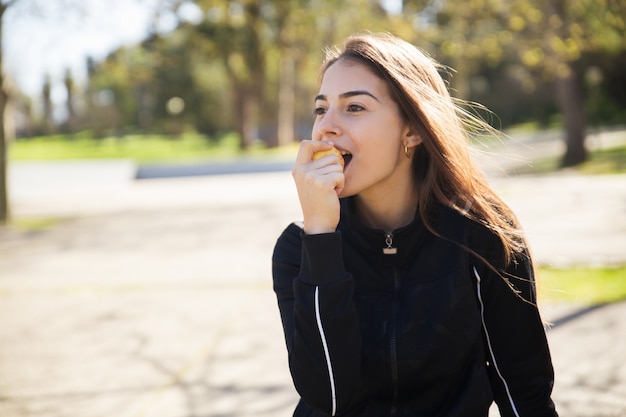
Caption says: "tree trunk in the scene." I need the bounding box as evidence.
[556,63,588,167]
[242,93,258,150]
[0,84,8,225]
[64,69,77,132]
[0,3,12,225]
[234,89,258,151]
[546,0,588,167]
[277,49,295,147]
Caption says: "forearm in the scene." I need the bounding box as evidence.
[473,256,558,416]
[273,230,362,415]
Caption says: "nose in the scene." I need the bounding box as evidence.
[314,108,342,140]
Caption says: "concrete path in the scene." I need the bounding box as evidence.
[1,130,626,416]
[1,172,302,417]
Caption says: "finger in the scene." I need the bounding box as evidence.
[313,161,345,175]
[311,170,345,193]
[311,154,343,170]
[331,172,345,195]
[295,140,333,166]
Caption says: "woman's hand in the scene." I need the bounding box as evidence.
[292,140,345,234]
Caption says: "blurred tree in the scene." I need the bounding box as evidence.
[148,25,221,136]
[0,0,18,224]
[426,0,626,167]
[63,68,77,132]
[266,0,400,146]
[508,0,626,166]
[585,52,626,127]
[12,92,34,137]
[41,74,53,133]
[193,0,267,150]
[88,50,130,134]
[187,0,397,148]
[80,0,425,148]
[0,0,86,224]
[88,22,235,137]
[272,0,309,147]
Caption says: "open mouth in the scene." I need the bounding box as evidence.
[340,151,353,168]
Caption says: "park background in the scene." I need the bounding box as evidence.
[1,0,626,416]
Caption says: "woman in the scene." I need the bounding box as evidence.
[272,33,558,417]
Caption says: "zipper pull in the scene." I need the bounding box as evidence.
[383,233,397,255]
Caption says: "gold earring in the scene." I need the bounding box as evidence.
[404,144,412,158]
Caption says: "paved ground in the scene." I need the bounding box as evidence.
[1,130,625,416]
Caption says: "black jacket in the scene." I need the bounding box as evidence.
[272,198,558,417]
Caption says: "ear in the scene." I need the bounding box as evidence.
[402,126,423,148]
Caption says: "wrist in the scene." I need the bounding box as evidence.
[303,225,336,235]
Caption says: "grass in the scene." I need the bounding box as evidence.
[11,131,624,174]
[11,217,65,232]
[507,144,626,176]
[9,133,298,163]
[578,145,626,174]
[537,266,626,305]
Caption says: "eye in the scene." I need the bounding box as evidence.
[314,106,327,115]
[347,104,365,113]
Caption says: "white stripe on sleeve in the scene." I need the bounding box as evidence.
[473,266,521,417]
[315,286,337,416]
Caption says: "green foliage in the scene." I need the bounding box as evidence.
[537,266,626,304]
[19,0,626,145]
[70,0,433,148]
[421,0,626,130]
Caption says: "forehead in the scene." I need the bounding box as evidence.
[319,59,387,97]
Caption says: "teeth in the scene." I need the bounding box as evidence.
[340,150,351,155]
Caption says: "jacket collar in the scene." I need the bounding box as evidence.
[338,197,430,266]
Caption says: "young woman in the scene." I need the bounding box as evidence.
[272,33,558,417]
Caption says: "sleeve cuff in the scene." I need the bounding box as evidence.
[300,231,347,285]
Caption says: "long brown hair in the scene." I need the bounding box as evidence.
[321,33,527,268]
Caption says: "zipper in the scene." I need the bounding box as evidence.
[389,266,400,416]
[384,231,400,415]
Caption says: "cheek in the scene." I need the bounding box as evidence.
[362,136,404,172]
[356,139,399,173]
[361,125,402,156]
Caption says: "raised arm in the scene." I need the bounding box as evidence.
[272,224,362,415]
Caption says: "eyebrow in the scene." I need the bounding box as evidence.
[315,90,380,102]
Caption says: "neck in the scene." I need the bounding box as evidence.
[354,180,418,233]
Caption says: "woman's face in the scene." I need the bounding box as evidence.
[312,59,414,198]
